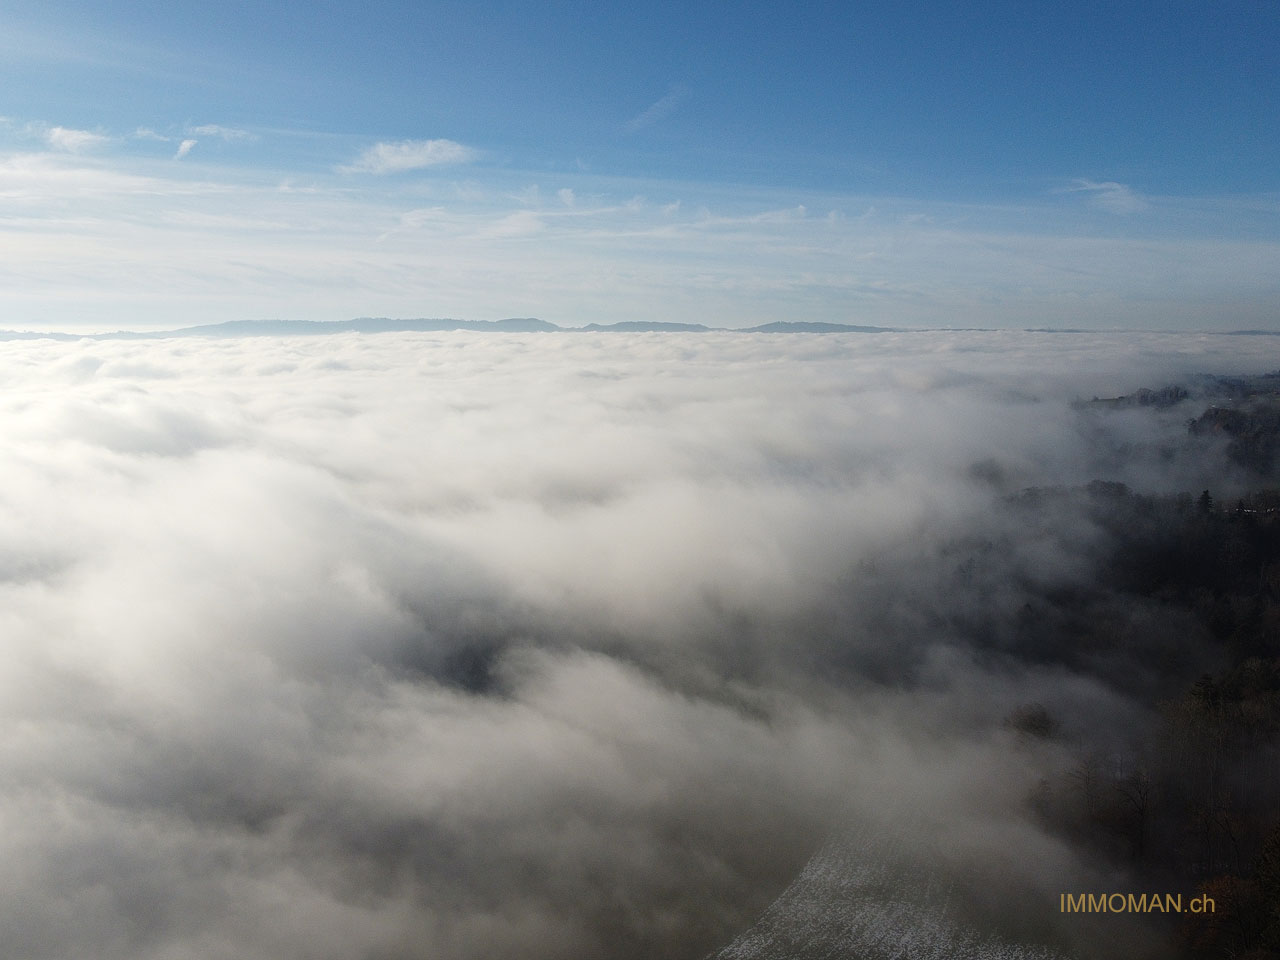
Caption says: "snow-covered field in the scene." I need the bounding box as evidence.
[712,828,1072,960]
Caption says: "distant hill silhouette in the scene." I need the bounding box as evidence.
[4,319,1278,341]
[0,317,900,340]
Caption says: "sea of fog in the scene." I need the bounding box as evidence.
[2,330,1277,959]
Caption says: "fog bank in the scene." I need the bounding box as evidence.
[2,330,1276,959]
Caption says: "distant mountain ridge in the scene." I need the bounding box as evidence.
[0,317,901,341]
[3,320,1278,341]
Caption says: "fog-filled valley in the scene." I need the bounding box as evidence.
[3,329,1279,960]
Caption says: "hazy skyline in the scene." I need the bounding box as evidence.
[1,0,1276,331]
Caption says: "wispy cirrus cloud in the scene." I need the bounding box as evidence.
[45,126,108,152]
[188,124,254,141]
[1064,179,1148,214]
[340,138,477,174]
[624,85,688,133]
[474,209,545,238]
[174,139,197,160]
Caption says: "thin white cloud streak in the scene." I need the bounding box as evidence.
[188,123,254,140]
[473,209,545,238]
[173,139,196,160]
[1064,179,1148,214]
[341,138,477,174]
[0,153,232,201]
[44,126,108,152]
[624,85,688,133]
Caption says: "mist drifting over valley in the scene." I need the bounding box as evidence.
[3,328,1279,959]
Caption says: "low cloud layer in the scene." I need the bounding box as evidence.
[2,331,1277,959]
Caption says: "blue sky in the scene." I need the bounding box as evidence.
[1,0,1277,330]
